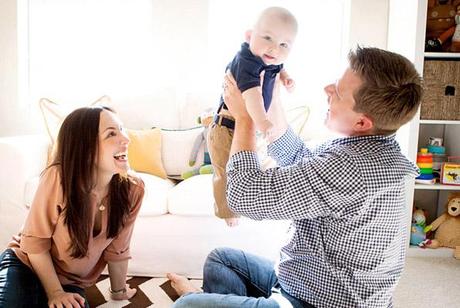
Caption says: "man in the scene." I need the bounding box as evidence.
[169,47,422,308]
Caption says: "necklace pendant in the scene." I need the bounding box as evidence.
[99,204,106,211]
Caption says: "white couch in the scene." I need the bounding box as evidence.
[0,92,289,278]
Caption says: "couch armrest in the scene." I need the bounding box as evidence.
[0,135,50,209]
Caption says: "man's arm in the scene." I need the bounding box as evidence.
[242,87,273,134]
[224,72,365,221]
[225,72,310,165]
[264,74,312,166]
[224,74,257,157]
[265,78,289,143]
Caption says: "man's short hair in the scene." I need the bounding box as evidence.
[349,46,423,135]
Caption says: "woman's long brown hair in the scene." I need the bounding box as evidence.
[52,106,131,258]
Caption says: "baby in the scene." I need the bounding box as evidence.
[208,7,298,227]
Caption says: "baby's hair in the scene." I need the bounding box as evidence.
[256,7,298,34]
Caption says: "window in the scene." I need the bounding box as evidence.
[28,0,157,104]
[26,0,349,139]
[207,0,350,140]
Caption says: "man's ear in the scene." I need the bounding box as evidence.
[354,114,373,133]
[245,30,252,43]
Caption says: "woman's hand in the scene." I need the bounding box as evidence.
[223,72,250,121]
[48,290,85,307]
[109,284,137,301]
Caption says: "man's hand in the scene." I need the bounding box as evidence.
[224,72,257,156]
[266,74,289,143]
[223,72,251,122]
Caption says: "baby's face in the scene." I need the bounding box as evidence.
[248,15,296,65]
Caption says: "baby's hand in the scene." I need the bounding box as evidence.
[283,77,295,93]
[225,217,240,227]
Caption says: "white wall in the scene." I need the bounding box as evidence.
[0,0,19,136]
[348,0,389,49]
[0,0,391,137]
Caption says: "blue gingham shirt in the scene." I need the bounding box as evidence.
[227,127,419,308]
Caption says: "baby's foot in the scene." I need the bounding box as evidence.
[166,273,201,296]
[225,217,240,227]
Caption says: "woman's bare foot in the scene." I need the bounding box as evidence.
[166,273,201,296]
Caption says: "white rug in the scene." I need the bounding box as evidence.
[394,256,460,308]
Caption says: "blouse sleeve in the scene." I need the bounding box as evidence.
[104,177,145,262]
[20,166,63,254]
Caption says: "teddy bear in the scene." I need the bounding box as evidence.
[425,0,460,52]
[181,110,214,180]
[425,192,460,259]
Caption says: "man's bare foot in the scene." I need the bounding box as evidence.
[166,273,201,296]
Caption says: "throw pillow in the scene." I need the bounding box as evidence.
[160,127,204,176]
[127,128,167,179]
[39,95,111,145]
[39,95,111,163]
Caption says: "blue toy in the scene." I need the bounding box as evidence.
[410,207,429,246]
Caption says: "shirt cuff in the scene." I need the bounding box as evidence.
[20,234,52,254]
[227,151,260,173]
[267,126,297,157]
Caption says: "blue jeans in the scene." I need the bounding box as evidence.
[173,248,314,308]
[0,249,89,308]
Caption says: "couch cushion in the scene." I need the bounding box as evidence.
[38,96,111,163]
[168,174,214,216]
[137,172,174,217]
[109,88,180,130]
[161,127,205,176]
[127,128,167,179]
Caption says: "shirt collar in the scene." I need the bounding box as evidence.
[240,42,282,70]
[329,133,397,147]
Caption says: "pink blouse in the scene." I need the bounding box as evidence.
[8,166,145,288]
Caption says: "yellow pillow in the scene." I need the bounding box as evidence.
[127,128,167,179]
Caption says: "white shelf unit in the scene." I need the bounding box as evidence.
[424,52,460,59]
[414,121,460,223]
[414,183,460,190]
[388,0,459,258]
[406,246,454,258]
[419,120,460,125]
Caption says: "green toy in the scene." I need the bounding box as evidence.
[181,112,214,180]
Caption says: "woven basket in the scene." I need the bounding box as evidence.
[421,60,460,120]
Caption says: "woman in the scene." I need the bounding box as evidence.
[0,106,144,307]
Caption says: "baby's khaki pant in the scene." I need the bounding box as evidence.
[207,121,240,219]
